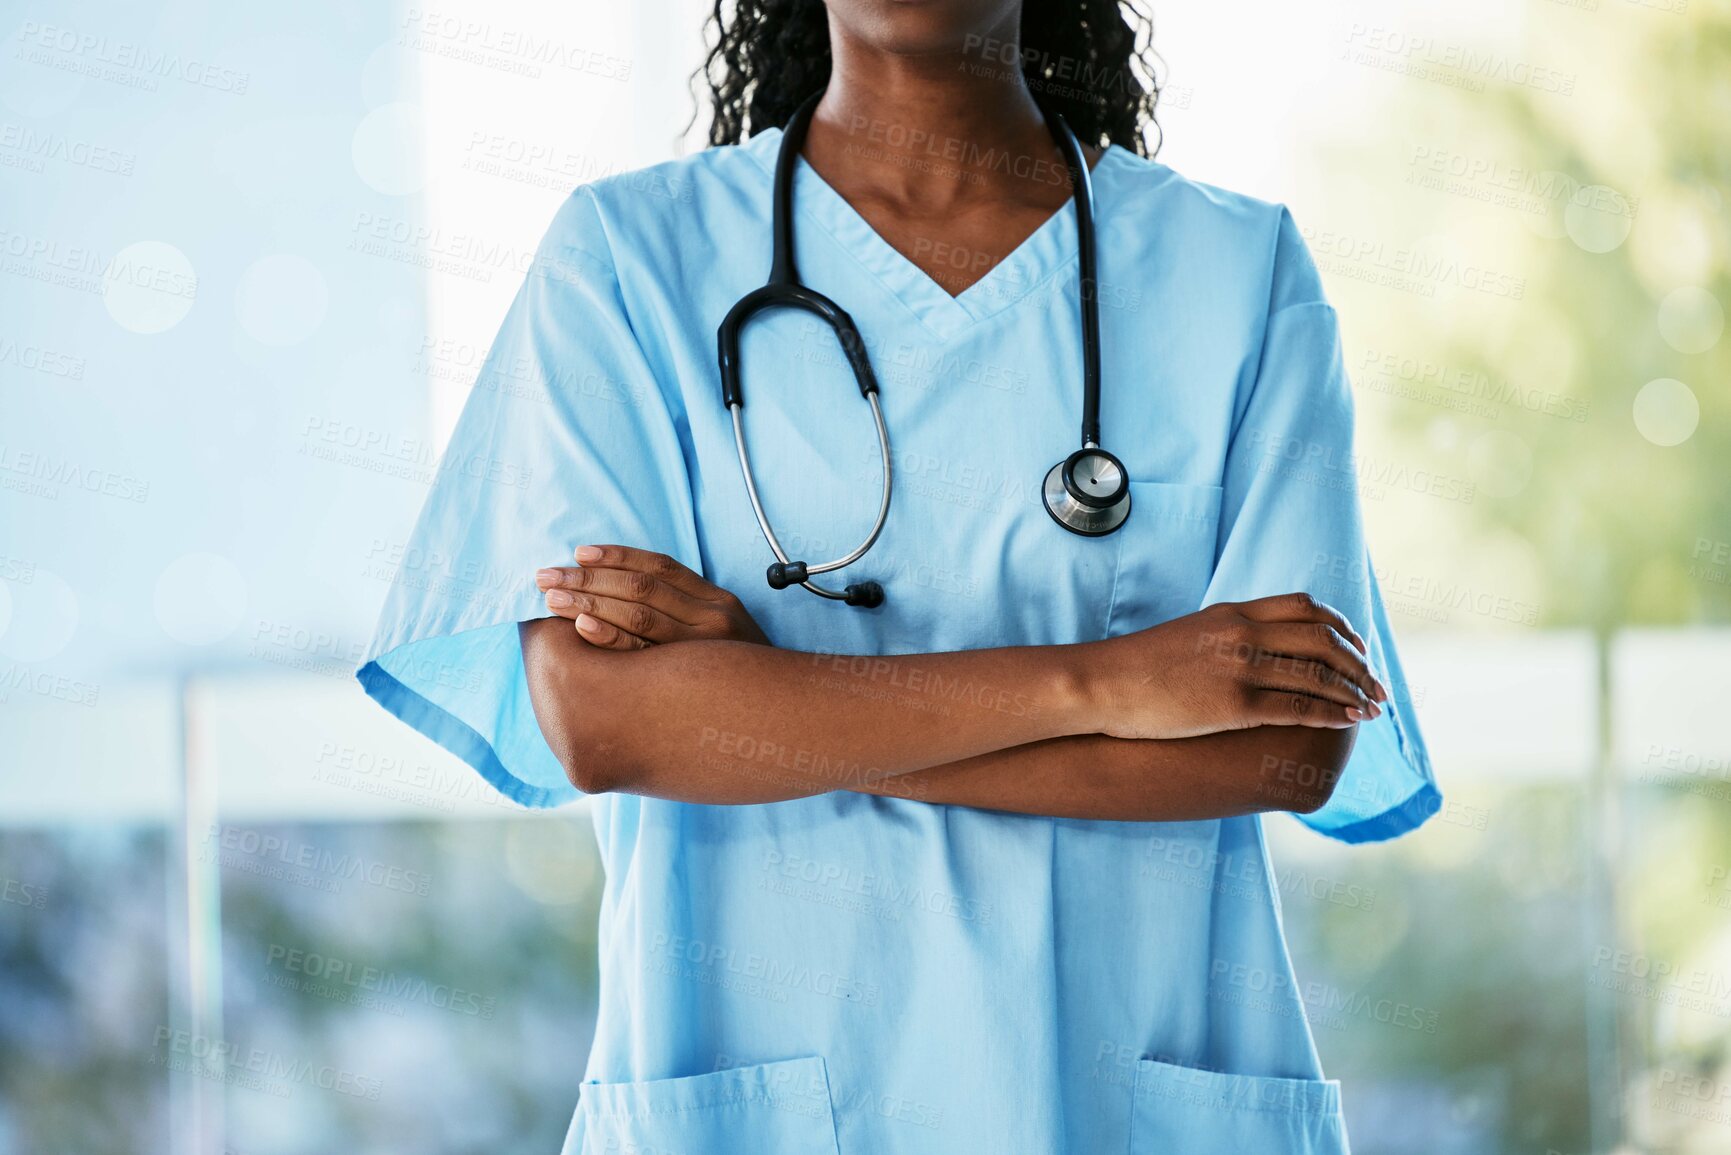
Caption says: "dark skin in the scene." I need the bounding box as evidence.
[801,0,1103,297]
[520,0,1386,818]
[525,549,1380,817]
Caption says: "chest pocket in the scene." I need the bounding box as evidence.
[1105,481,1224,636]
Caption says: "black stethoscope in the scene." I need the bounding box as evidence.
[716,92,1130,609]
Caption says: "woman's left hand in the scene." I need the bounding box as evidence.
[534,545,771,650]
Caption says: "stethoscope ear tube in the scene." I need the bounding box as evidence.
[718,89,891,606]
[728,393,893,605]
[718,286,882,411]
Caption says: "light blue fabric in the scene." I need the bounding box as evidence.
[358,128,1439,1154]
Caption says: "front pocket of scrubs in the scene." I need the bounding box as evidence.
[1128,1058,1348,1155]
[1106,482,1225,635]
[575,1056,839,1155]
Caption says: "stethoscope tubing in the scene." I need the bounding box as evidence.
[717,88,1122,607]
[728,396,892,600]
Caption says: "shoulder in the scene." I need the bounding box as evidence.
[535,138,773,270]
[1102,149,1328,313]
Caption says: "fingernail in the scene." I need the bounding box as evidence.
[1367,700,1382,718]
[1346,706,1366,722]
[575,545,602,563]
[535,568,560,588]
[546,589,573,607]
[575,612,600,631]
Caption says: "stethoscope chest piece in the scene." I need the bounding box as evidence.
[1043,446,1131,536]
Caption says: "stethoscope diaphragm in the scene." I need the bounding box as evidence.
[1043,446,1132,536]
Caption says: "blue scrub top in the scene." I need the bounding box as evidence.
[358,127,1439,1155]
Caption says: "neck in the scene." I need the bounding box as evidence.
[810,20,1056,206]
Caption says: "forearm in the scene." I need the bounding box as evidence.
[851,725,1357,821]
[521,617,1098,801]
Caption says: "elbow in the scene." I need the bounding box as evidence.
[558,738,618,796]
[549,709,657,797]
[519,617,634,797]
[532,695,614,799]
[1287,777,1338,816]
[1258,724,1358,815]
[547,708,642,797]
[552,718,652,797]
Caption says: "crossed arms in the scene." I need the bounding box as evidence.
[520,546,1387,822]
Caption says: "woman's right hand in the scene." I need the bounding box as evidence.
[535,544,772,649]
[1089,593,1389,740]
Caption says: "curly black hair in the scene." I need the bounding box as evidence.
[692,1,1162,156]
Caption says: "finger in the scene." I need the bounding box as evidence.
[546,590,687,643]
[1235,592,1369,658]
[535,566,572,590]
[574,612,650,651]
[1254,622,1387,704]
[574,620,647,651]
[1245,689,1358,729]
[571,544,721,602]
[1245,654,1377,714]
[536,564,709,626]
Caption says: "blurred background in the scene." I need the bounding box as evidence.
[2,0,1728,1152]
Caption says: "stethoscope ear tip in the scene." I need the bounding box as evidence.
[766,562,882,607]
[844,582,884,608]
[767,561,809,589]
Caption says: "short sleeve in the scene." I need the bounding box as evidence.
[355,187,700,809]
[1199,207,1441,843]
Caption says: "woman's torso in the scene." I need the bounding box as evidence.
[565,130,1343,1155]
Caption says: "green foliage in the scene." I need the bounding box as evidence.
[1372,6,1731,631]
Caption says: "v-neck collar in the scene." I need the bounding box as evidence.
[741,127,1124,342]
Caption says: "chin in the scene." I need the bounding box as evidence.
[826,0,1021,57]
